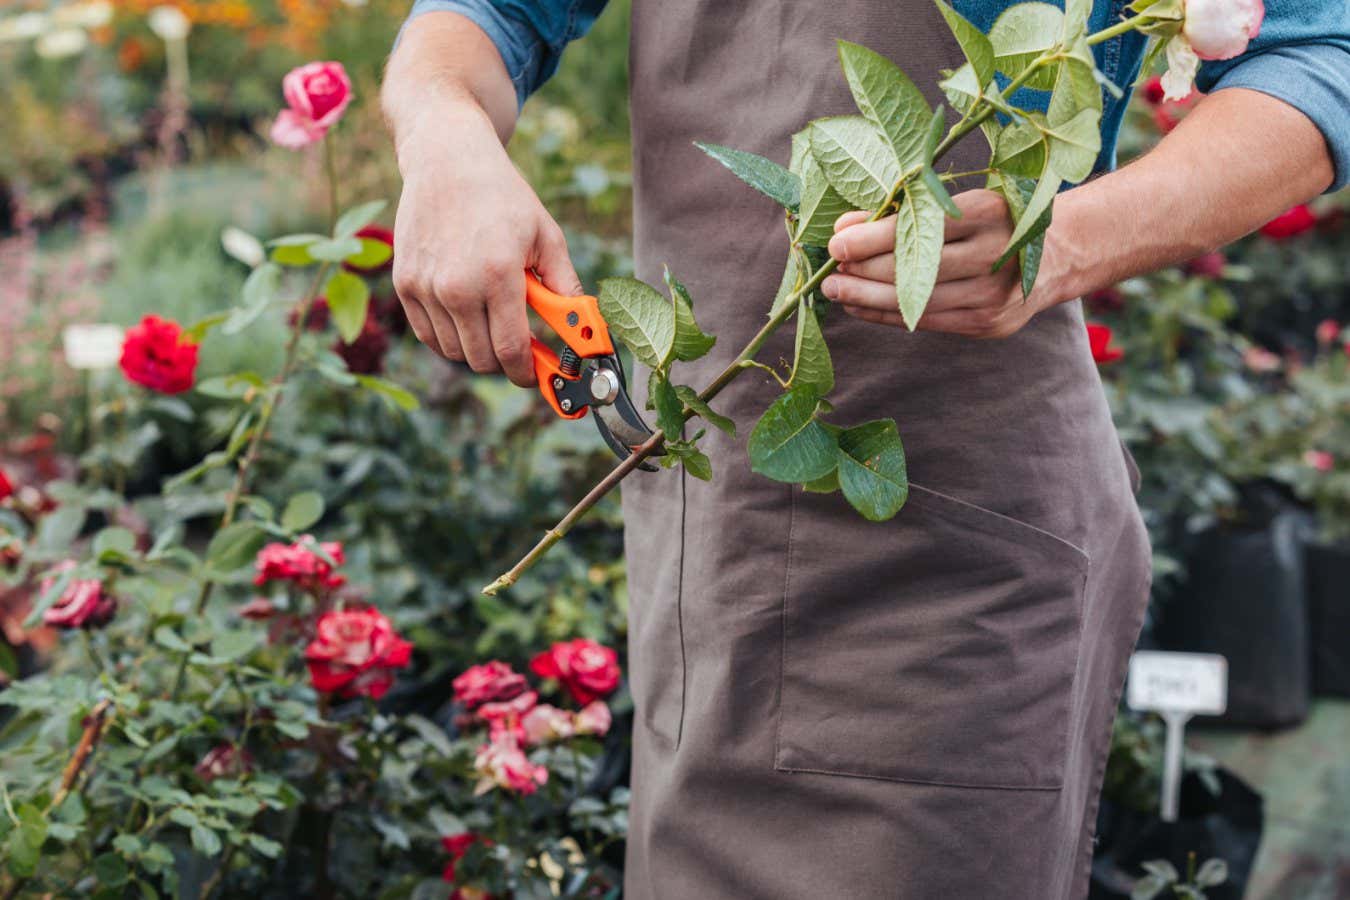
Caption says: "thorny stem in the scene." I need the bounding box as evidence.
[1,701,112,900]
[484,14,1152,595]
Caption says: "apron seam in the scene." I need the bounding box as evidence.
[674,444,689,751]
[773,764,1063,793]
[772,484,798,771]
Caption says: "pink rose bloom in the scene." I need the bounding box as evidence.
[473,732,548,796]
[1183,251,1225,279]
[253,536,346,592]
[478,690,538,741]
[194,744,255,782]
[1316,319,1341,347]
[1242,346,1281,373]
[304,607,413,700]
[41,562,116,630]
[270,61,352,149]
[1183,0,1264,61]
[573,700,612,738]
[521,704,575,745]
[529,638,621,706]
[453,661,528,709]
[1305,450,1335,472]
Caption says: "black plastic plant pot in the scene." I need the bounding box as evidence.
[1306,539,1350,697]
[1090,769,1264,900]
[1156,511,1311,728]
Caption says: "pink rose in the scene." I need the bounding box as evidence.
[529,638,621,706]
[1242,346,1281,373]
[478,690,538,741]
[1305,450,1335,472]
[41,562,116,630]
[270,61,352,149]
[194,744,255,782]
[453,661,528,709]
[473,732,548,796]
[1183,0,1263,61]
[304,607,413,700]
[573,700,612,738]
[254,536,346,592]
[1183,251,1225,279]
[521,704,575,745]
[1316,319,1341,347]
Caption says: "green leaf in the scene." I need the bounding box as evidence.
[184,313,229,342]
[223,263,282,335]
[663,268,716,362]
[190,824,222,857]
[246,834,284,859]
[795,156,855,246]
[650,376,684,441]
[992,118,1048,177]
[325,270,371,345]
[694,142,800,210]
[893,178,946,330]
[836,41,930,169]
[597,278,676,371]
[808,116,902,209]
[836,419,909,521]
[281,492,324,532]
[196,372,265,400]
[673,385,735,436]
[1044,106,1101,184]
[204,522,267,576]
[153,626,192,653]
[93,526,137,561]
[345,236,394,270]
[268,233,324,267]
[209,630,258,663]
[355,375,420,411]
[747,388,839,483]
[801,468,840,493]
[308,236,364,263]
[920,165,962,218]
[938,63,1004,151]
[935,0,996,87]
[997,170,1059,268]
[789,301,834,397]
[93,852,130,887]
[665,441,713,481]
[989,2,1064,91]
[334,200,388,239]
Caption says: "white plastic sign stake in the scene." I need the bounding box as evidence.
[1126,651,1228,823]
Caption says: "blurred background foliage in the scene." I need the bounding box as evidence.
[2,0,1350,893]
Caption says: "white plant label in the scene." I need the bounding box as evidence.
[1127,650,1228,716]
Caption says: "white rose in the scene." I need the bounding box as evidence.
[1160,36,1200,101]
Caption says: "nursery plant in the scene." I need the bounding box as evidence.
[485,0,1252,593]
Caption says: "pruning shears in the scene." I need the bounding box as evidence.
[524,271,663,469]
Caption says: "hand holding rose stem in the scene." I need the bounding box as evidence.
[482,7,1178,595]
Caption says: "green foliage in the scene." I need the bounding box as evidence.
[694,142,800,210]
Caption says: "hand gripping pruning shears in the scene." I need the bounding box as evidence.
[523,271,663,469]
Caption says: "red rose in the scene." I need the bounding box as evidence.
[1316,319,1341,347]
[0,467,12,501]
[270,61,352,149]
[440,832,492,884]
[304,607,413,700]
[453,661,528,709]
[1085,287,1125,315]
[41,563,116,630]
[194,744,255,782]
[1141,75,1166,105]
[119,315,199,394]
[254,536,346,592]
[343,225,395,276]
[289,297,331,332]
[1086,323,1123,365]
[529,638,621,706]
[334,315,391,375]
[1260,204,1317,240]
[1183,251,1225,279]
[1305,450,1335,472]
[238,596,276,620]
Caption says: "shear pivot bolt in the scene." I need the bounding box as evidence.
[552,376,565,391]
[560,399,574,412]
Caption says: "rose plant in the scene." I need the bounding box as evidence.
[485,0,1242,593]
[0,61,628,900]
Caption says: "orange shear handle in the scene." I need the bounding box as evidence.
[525,272,613,420]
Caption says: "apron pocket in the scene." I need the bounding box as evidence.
[775,483,1089,790]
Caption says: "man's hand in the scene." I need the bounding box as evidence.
[820,189,1051,339]
[391,105,582,387]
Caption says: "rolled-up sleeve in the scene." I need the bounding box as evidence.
[401,0,610,107]
[1197,1,1350,191]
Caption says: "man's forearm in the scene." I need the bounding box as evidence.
[382,11,519,158]
[1046,88,1336,303]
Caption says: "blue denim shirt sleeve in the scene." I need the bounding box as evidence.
[401,0,608,108]
[1196,0,1350,191]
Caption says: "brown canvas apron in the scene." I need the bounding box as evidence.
[619,2,1153,897]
